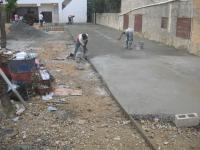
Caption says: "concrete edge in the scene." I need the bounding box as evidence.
[65,26,158,150]
[88,59,158,150]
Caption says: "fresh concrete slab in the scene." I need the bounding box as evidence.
[91,55,200,115]
[67,24,200,116]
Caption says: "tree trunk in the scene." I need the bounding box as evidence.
[0,78,14,118]
[0,5,7,49]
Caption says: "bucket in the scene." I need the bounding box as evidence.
[135,41,144,50]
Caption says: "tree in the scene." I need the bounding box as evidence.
[0,0,17,117]
[104,0,121,13]
[88,0,121,23]
[0,0,17,50]
[90,0,121,13]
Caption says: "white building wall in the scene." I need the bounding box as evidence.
[17,0,60,5]
[16,0,87,23]
[39,4,59,23]
[62,0,87,23]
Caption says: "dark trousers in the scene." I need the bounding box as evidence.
[40,20,43,27]
[74,42,87,56]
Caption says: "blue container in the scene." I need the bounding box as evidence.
[8,58,36,73]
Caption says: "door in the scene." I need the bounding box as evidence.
[134,14,142,32]
[123,14,129,29]
[43,11,52,23]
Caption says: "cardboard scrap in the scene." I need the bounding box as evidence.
[54,87,82,96]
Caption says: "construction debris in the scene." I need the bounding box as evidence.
[47,106,57,112]
[54,87,82,96]
[0,50,55,113]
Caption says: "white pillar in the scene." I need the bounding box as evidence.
[58,2,63,23]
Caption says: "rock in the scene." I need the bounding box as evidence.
[56,141,60,144]
[141,120,145,124]
[163,141,169,145]
[122,121,130,125]
[12,116,19,122]
[47,106,57,112]
[56,110,74,121]
[154,118,159,123]
[100,124,109,128]
[78,119,86,125]
[114,136,121,141]
[15,104,25,115]
[142,126,150,132]
[36,139,42,142]
[22,135,26,139]
[149,134,154,139]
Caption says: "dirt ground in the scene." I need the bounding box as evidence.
[0,30,149,150]
[0,25,200,150]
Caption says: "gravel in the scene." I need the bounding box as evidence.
[8,22,47,40]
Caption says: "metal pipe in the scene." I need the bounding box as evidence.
[120,0,180,16]
[0,68,27,107]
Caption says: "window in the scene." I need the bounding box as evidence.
[161,17,168,29]
[176,18,191,39]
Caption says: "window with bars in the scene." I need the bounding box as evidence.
[176,18,191,39]
[161,17,168,29]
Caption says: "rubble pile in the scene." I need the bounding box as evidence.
[0,50,54,102]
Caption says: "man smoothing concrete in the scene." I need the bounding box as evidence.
[74,33,88,58]
[118,27,134,49]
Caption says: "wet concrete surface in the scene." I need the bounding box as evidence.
[67,24,200,116]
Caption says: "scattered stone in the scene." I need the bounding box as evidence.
[56,110,74,121]
[12,116,19,122]
[163,141,169,145]
[122,120,130,125]
[23,134,27,139]
[114,136,121,141]
[37,138,42,142]
[47,106,57,112]
[56,141,60,144]
[154,118,159,123]
[15,104,25,116]
[78,119,86,125]
[149,134,154,139]
[100,124,109,128]
[95,87,108,96]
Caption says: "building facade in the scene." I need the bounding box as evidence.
[7,0,87,23]
[120,0,193,51]
[191,0,200,55]
[96,0,200,56]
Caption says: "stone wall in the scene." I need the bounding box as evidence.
[96,0,194,52]
[120,0,193,50]
[191,0,200,56]
[96,13,122,30]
